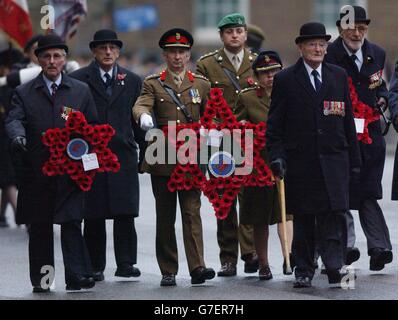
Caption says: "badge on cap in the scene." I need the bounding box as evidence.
[176,33,181,40]
[264,55,271,63]
[323,101,345,117]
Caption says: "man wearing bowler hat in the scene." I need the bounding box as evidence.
[5,34,98,292]
[70,29,146,281]
[266,22,360,288]
[196,13,258,278]
[133,28,215,287]
[325,5,392,271]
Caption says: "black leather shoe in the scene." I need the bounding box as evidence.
[283,253,295,275]
[243,253,259,273]
[217,262,237,277]
[259,265,273,280]
[345,247,360,265]
[115,265,141,278]
[66,276,95,291]
[293,277,312,288]
[160,274,176,287]
[32,286,50,293]
[191,267,216,284]
[93,271,105,282]
[0,217,9,228]
[370,248,393,271]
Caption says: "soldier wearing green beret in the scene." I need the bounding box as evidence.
[196,13,258,277]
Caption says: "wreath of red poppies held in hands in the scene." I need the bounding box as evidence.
[42,111,120,191]
[165,88,274,220]
[348,77,380,144]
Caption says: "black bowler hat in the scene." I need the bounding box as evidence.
[336,5,371,27]
[295,22,331,44]
[252,50,282,73]
[34,34,69,56]
[89,29,123,50]
[159,28,193,49]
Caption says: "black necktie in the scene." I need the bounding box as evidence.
[350,54,359,72]
[51,83,58,97]
[311,69,321,93]
[104,73,112,96]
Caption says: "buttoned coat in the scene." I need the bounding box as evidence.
[70,62,144,218]
[5,73,98,224]
[266,58,361,215]
[325,37,388,204]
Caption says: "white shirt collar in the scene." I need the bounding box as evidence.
[223,48,244,65]
[99,67,114,82]
[303,60,322,80]
[43,74,62,95]
[342,39,363,71]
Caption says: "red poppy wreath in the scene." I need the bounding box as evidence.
[42,111,120,191]
[348,77,380,144]
[165,88,274,220]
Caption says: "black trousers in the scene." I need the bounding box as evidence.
[83,216,137,272]
[346,198,392,254]
[29,220,92,287]
[293,211,346,279]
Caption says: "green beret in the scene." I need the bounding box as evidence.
[218,13,246,30]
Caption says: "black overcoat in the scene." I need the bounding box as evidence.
[325,37,388,204]
[266,58,361,215]
[5,73,98,224]
[70,62,145,218]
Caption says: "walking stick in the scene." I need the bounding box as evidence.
[277,178,292,275]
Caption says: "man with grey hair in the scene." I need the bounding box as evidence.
[6,34,98,293]
[325,5,392,271]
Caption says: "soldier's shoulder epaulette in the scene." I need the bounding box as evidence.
[198,50,218,61]
[240,86,258,94]
[191,73,209,82]
[144,73,160,81]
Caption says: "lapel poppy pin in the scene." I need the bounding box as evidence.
[117,73,127,86]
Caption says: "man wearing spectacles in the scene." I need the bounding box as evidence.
[325,5,392,272]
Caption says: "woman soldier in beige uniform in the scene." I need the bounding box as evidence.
[235,51,294,280]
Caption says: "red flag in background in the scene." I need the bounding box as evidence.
[0,0,33,48]
[48,0,87,41]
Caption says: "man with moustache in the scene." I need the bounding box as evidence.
[5,34,98,292]
[325,5,392,271]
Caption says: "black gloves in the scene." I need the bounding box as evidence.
[11,136,27,152]
[270,158,286,179]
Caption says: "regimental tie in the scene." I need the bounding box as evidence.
[51,83,58,97]
[311,69,321,93]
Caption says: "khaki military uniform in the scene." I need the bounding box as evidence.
[132,69,210,275]
[196,48,256,264]
[235,86,293,225]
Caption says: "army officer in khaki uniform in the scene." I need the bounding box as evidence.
[235,51,294,280]
[196,13,258,277]
[132,28,215,287]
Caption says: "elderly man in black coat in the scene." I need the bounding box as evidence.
[5,34,98,292]
[325,5,392,271]
[70,29,145,281]
[266,22,361,288]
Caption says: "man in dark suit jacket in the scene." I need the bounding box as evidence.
[70,30,145,281]
[325,6,392,271]
[266,22,361,288]
[5,34,98,292]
